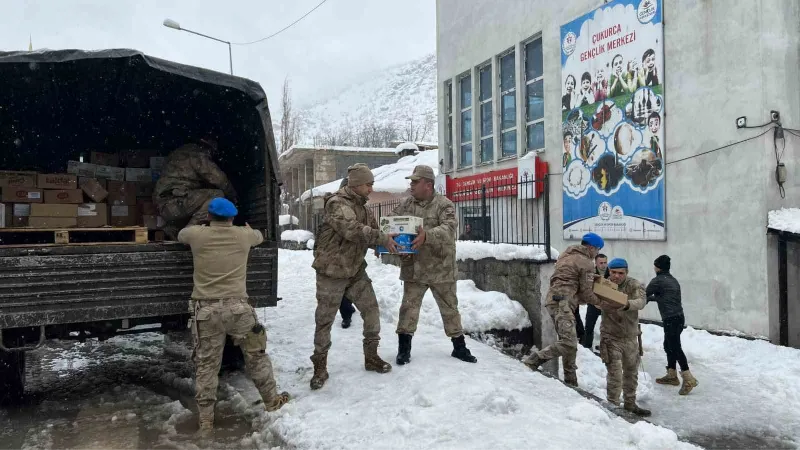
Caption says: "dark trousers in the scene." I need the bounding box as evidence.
[581,304,601,348]
[574,308,585,342]
[663,314,689,371]
[340,296,356,319]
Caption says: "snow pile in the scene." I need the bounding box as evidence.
[456,241,560,261]
[280,145,398,162]
[281,229,314,242]
[279,214,299,226]
[768,207,800,234]
[301,150,438,200]
[394,142,419,153]
[306,239,315,250]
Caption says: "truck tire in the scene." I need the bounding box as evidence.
[0,351,26,405]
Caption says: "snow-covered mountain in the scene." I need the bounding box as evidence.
[295,53,437,145]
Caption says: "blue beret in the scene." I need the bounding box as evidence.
[208,198,238,218]
[582,232,604,249]
[608,258,628,269]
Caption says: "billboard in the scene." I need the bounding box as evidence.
[560,0,665,240]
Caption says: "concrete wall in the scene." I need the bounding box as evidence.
[436,0,800,338]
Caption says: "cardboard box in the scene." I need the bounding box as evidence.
[125,168,153,182]
[109,204,138,227]
[142,215,165,230]
[379,216,423,235]
[12,204,31,227]
[376,233,417,254]
[77,203,109,228]
[150,157,166,170]
[67,161,98,178]
[0,171,37,188]
[137,199,157,216]
[107,181,137,205]
[593,278,629,306]
[0,203,9,228]
[1,188,43,203]
[91,151,120,167]
[29,217,77,228]
[38,174,78,190]
[95,165,126,181]
[31,203,79,218]
[44,189,84,204]
[79,177,108,202]
[123,150,157,168]
[135,182,154,198]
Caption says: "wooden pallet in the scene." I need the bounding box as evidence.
[0,226,148,247]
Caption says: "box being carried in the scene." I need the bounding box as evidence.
[593,277,629,306]
[376,215,422,254]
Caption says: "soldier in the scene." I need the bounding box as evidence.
[392,165,477,365]
[523,232,623,386]
[335,177,357,329]
[599,258,651,416]
[178,198,289,432]
[310,164,399,390]
[581,253,609,349]
[155,135,237,240]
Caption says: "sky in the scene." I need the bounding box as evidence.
[2,0,436,110]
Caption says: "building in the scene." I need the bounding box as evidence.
[435,0,800,344]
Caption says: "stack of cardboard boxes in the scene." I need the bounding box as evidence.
[0,151,166,231]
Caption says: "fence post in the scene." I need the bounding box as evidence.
[378,203,382,221]
[481,184,488,242]
[543,175,552,260]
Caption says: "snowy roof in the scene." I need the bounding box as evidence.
[394,142,419,154]
[279,144,397,162]
[300,149,440,201]
[768,208,800,234]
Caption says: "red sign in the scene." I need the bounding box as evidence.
[444,158,548,203]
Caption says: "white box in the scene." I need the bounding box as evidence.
[67,161,98,177]
[0,202,7,228]
[125,168,153,182]
[13,204,31,217]
[96,165,126,181]
[379,216,423,235]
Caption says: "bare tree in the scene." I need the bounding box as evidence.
[400,112,435,143]
[279,77,302,153]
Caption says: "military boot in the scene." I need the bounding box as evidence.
[310,353,329,390]
[563,373,578,387]
[364,342,392,373]
[655,368,680,386]
[624,401,652,417]
[264,391,291,412]
[396,333,412,365]
[197,405,214,432]
[451,335,477,363]
[679,370,698,395]
[522,352,547,371]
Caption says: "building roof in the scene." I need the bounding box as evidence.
[768,208,800,236]
[279,144,399,166]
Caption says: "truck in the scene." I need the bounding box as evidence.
[0,49,282,403]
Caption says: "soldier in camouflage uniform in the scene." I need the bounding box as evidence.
[523,233,623,386]
[309,164,399,390]
[392,165,477,365]
[600,258,651,417]
[179,198,289,433]
[154,136,238,240]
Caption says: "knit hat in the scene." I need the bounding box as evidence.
[347,164,374,187]
[208,197,237,218]
[654,254,671,271]
[582,232,604,249]
[608,258,628,269]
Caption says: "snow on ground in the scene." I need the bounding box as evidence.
[280,229,314,242]
[768,207,800,234]
[456,241,560,261]
[575,305,800,447]
[279,215,299,226]
[261,250,697,449]
[300,150,439,201]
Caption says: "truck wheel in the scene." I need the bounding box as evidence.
[0,351,26,405]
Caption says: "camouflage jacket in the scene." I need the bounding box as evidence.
[312,187,389,279]
[391,193,457,284]
[600,277,646,340]
[545,245,604,311]
[154,144,237,202]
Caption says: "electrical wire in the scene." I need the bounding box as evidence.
[231,0,329,45]
[666,126,775,165]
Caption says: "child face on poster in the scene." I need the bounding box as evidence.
[563,132,574,154]
[581,72,592,92]
[565,75,576,93]
[643,50,657,74]
[596,68,605,85]
[612,55,624,77]
[648,113,661,134]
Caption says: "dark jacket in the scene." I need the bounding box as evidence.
[645,271,683,320]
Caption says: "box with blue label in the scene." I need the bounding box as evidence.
[377,233,417,254]
[379,215,423,235]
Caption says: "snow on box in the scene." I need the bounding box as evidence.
[768,207,800,234]
[279,214,299,226]
[456,241,560,261]
[280,229,314,242]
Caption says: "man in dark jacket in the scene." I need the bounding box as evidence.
[646,255,698,395]
[581,253,609,349]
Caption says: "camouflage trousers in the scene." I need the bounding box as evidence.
[536,300,578,381]
[313,268,381,356]
[600,335,640,405]
[158,189,224,239]
[192,297,280,408]
[396,281,464,338]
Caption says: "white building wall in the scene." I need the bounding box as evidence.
[436,0,800,338]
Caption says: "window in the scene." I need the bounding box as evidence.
[444,80,453,171]
[525,37,545,152]
[459,74,473,167]
[478,64,493,163]
[499,51,517,158]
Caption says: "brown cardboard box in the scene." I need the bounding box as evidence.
[126,168,153,183]
[107,181,137,205]
[593,278,629,306]
[142,215,165,230]
[91,151,120,167]
[44,189,84,204]
[123,150,158,168]
[150,157,166,170]
[77,203,108,228]
[137,199,157,216]
[12,204,30,227]
[1,188,43,203]
[135,182,154,198]
[29,217,77,228]
[31,203,79,218]
[0,171,37,188]
[38,174,78,190]
[79,177,108,202]
[95,165,126,181]
[67,161,98,178]
[109,204,138,227]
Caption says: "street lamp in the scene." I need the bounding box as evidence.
[162,18,233,75]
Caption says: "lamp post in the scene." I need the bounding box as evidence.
[163,18,233,75]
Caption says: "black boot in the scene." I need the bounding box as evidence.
[396,334,412,365]
[451,335,477,363]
